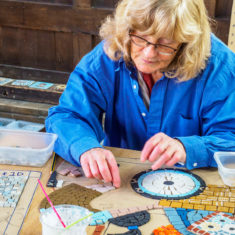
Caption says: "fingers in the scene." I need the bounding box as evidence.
[106,152,121,188]
[165,152,182,166]
[80,154,93,178]
[151,145,176,170]
[140,134,162,162]
[80,148,121,188]
[141,133,186,170]
[148,138,169,162]
[88,155,103,180]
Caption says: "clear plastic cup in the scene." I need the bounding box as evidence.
[40,205,92,235]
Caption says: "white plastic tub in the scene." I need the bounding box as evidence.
[214,152,235,187]
[40,205,92,235]
[0,129,57,167]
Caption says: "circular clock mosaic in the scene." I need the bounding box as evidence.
[130,168,206,200]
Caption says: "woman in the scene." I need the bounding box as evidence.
[46,0,235,188]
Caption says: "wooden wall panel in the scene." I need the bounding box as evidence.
[73,0,91,8]
[78,32,92,62]
[18,28,38,68]
[0,80,62,104]
[93,35,101,48]
[0,27,20,65]
[0,0,232,120]
[0,96,51,123]
[18,0,73,4]
[0,27,3,65]
[0,0,232,81]
[0,65,69,83]
[204,0,216,17]
[0,27,39,67]
[55,32,74,71]
[18,3,110,33]
[0,2,23,25]
[91,0,118,9]
[215,0,233,17]
[212,18,231,45]
[72,33,81,69]
[72,32,94,68]
[37,31,56,70]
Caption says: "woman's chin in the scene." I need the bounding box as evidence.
[136,66,155,74]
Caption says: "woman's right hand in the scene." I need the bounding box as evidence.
[80,148,121,188]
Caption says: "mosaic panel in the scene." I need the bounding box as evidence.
[187,211,235,234]
[0,170,29,207]
[164,208,214,235]
[160,185,235,213]
[131,169,206,200]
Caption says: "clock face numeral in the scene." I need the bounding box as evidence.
[130,169,206,200]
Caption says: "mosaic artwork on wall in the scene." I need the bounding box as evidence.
[30,81,54,89]
[131,169,206,200]
[0,77,13,85]
[53,84,66,91]
[11,80,35,86]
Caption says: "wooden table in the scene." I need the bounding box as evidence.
[0,147,224,234]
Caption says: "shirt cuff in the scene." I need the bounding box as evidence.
[70,137,103,165]
[175,136,210,170]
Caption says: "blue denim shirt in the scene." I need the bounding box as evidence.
[46,34,235,169]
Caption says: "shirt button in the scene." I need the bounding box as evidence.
[193,162,198,167]
[133,85,137,89]
[142,112,146,117]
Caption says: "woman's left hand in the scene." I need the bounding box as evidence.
[140,132,186,170]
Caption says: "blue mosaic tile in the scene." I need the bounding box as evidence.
[90,210,113,225]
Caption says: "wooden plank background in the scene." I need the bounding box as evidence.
[0,0,233,122]
[0,0,232,79]
[0,0,232,83]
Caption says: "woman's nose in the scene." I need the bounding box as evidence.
[143,44,157,58]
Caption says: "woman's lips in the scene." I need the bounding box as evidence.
[142,58,157,64]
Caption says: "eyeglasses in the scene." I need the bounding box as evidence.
[129,34,178,56]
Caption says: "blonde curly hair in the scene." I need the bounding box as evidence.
[99,0,211,81]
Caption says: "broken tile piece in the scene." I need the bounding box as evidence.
[85,183,115,193]
[68,168,82,177]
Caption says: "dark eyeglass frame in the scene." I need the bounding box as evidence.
[129,33,178,54]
